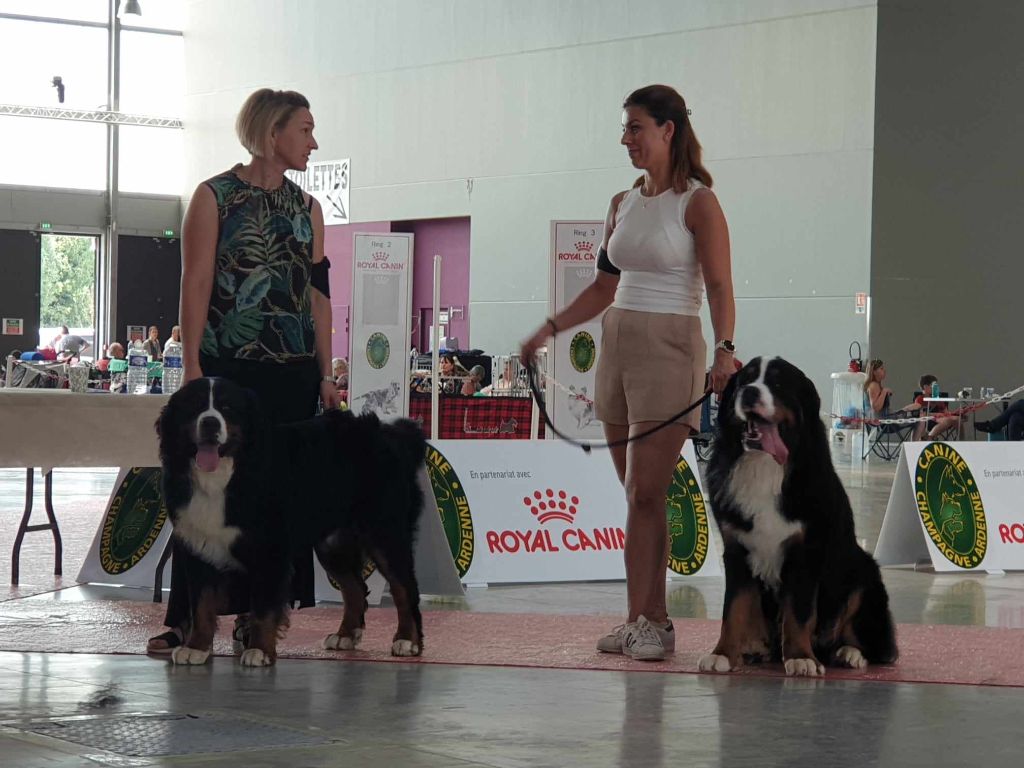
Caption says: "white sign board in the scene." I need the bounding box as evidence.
[549,221,605,440]
[875,441,1024,572]
[425,439,720,585]
[3,317,23,335]
[286,158,350,225]
[348,233,414,419]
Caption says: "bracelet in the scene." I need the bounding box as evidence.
[545,317,559,335]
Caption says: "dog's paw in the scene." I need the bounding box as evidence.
[239,648,273,667]
[391,639,421,657]
[698,653,733,673]
[784,657,825,677]
[323,628,363,651]
[170,646,210,666]
[834,645,867,669]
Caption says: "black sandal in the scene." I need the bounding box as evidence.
[146,627,184,654]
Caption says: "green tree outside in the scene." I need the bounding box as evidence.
[40,235,96,328]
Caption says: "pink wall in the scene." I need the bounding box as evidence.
[393,217,471,352]
[324,217,471,361]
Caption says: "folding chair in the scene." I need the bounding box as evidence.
[862,394,914,461]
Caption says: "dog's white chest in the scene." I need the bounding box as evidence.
[724,452,803,590]
[174,461,241,569]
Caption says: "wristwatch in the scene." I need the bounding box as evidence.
[321,375,336,384]
[714,339,736,354]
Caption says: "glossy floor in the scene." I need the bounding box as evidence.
[1,455,1022,767]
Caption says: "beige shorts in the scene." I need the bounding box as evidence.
[594,307,707,429]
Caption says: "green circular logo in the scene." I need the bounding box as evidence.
[665,457,710,575]
[100,467,167,575]
[914,442,987,568]
[425,445,474,577]
[569,331,596,373]
[366,332,391,369]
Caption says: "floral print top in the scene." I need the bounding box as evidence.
[201,167,316,363]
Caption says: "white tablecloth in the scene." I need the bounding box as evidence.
[0,389,167,471]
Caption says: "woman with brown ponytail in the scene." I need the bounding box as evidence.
[521,84,736,662]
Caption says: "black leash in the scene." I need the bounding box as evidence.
[524,359,711,453]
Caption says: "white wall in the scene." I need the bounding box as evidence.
[183,0,876,400]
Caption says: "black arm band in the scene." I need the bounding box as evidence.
[311,257,331,298]
[596,246,620,276]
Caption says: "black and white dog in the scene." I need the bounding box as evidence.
[700,357,897,677]
[156,377,426,666]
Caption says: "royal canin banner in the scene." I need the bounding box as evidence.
[425,439,721,585]
[549,221,605,440]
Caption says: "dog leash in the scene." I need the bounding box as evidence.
[524,358,711,453]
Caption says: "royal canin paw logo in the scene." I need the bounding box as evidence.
[575,241,593,253]
[523,489,579,524]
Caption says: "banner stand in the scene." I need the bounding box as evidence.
[875,441,1022,573]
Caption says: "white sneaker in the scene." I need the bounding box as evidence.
[622,616,668,661]
[597,617,674,656]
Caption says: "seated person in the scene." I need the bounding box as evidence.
[460,365,486,396]
[898,374,961,440]
[163,325,181,353]
[332,357,348,390]
[482,358,526,395]
[95,342,126,373]
[977,400,1024,440]
[863,359,893,415]
[142,326,162,361]
[410,353,464,394]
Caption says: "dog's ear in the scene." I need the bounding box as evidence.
[796,368,822,426]
[717,367,742,425]
[155,394,182,464]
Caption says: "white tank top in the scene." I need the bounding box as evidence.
[606,182,706,315]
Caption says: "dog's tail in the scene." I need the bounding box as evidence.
[385,417,429,475]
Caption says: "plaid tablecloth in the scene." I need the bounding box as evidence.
[409,394,543,439]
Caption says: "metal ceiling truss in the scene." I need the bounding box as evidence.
[0,103,182,128]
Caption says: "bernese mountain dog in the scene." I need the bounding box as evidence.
[156,377,426,666]
[699,356,897,677]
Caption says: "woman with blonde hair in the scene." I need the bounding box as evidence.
[148,88,340,654]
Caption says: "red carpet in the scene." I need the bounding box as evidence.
[0,599,1021,687]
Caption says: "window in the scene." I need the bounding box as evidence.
[119,125,183,194]
[120,30,184,116]
[0,19,107,109]
[0,115,106,189]
[0,0,107,24]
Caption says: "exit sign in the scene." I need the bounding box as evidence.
[40,222,52,230]
[163,229,175,237]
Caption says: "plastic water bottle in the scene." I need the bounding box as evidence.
[162,341,183,395]
[931,381,940,399]
[127,341,149,395]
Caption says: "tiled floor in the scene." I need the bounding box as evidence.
[1,454,1023,767]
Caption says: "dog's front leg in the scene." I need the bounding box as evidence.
[779,546,824,677]
[240,563,289,667]
[699,545,766,672]
[171,551,219,666]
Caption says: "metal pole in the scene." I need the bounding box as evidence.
[431,255,441,441]
[101,0,122,353]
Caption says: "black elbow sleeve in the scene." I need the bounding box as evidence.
[311,257,331,298]
[596,246,620,276]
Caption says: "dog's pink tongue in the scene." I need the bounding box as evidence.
[195,444,221,472]
[759,423,789,466]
